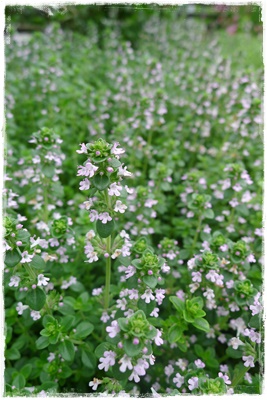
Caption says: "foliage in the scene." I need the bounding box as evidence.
[3,11,263,397]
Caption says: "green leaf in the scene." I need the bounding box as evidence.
[73,321,94,339]
[117,318,129,332]
[168,324,183,343]
[143,275,158,289]
[30,255,46,270]
[179,249,190,259]
[5,347,20,360]
[61,315,76,331]
[5,249,22,268]
[92,174,110,190]
[226,347,243,359]
[59,340,75,362]
[43,164,55,178]
[249,315,260,329]
[203,209,214,219]
[96,219,115,238]
[36,336,50,350]
[232,364,250,387]
[12,373,26,390]
[235,385,260,394]
[25,288,46,311]
[16,230,30,246]
[20,364,32,379]
[43,315,56,327]
[108,158,121,168]
[192,318,210,332]
[146,325,157,339]
[111,362,132,381]
[137,299,156,316]
[39,381,58,391]
[169,296,185,313]
[123,339,142,357]
[81,348,97,369]
[183,309,195,323]
[94,342,113,358]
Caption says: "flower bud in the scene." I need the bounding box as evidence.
[32,284,37,289]
[148,270,153,275]
[133,338,139,345]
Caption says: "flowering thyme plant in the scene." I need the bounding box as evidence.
[4,11,263,397]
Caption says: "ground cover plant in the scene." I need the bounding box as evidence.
[3,6,263,397]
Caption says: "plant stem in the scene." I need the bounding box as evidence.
[192,214,202,253]
[103,188,112,310]
[231,365,250,387]
[104,235,111,310]
[43,179,49,223]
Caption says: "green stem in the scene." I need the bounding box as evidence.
[103,188,112,310]
[231,365,250,387]
[43,179,49,223]
[192,214,202,253]
[104,235,111,310]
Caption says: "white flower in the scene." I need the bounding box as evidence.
[114,200,127,213]
[119,355,133,373]
[134,358,149,376]
[76,143,88,154]
[86,230,95,240]
[89,210,98,222]
[108,182,122,196]
[218,372,231,385]
[141,289,155,304]
[98,350,116,372]
[118,165,132,177]
[129,370,141,383]
[111,142,125,155]
[16,302,29,315]
[161,262,170,273]
[101,312,110,323]
[9,276,20,287]
[195,359,205,368]
[164,364,174,377]
[187,257,196,269]
[89,378,102,391]
[31,310,41,321]
[242,355,255,368]
[85,252,99,263]
[106,320,120,338]
[155,289,165,305]
[192,271,202,283]
[21,251,34,263]
[79,178,90,191]
[37,274,50,287]
[83,198,94,210]
[92,287,103,296]
[111,249,122,259]
[98,212,112,224]
[188,377,199,391]
[47,352,55,362]
[150,307,159,317]
[173,372,184,388]
[154,329,163,346]
[30,237,41,248]
[77,162,98,178]
[229,337,244,350]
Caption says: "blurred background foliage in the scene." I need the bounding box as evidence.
[5,4,263,70]
[5,4,262,37]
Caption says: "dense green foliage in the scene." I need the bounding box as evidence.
[4,9,263,396]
